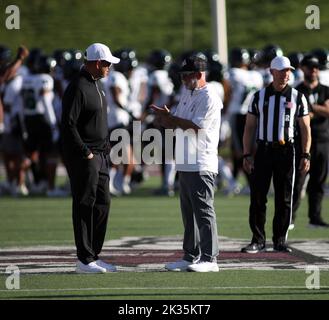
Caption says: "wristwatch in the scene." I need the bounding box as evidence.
[301,152,311,160]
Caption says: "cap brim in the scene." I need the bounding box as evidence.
[272,66,295,71]
[106,56,120,64]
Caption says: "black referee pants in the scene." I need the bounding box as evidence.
[249,144,295,245]
[65,153,110,264]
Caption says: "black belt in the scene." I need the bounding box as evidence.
[257,140,294,148]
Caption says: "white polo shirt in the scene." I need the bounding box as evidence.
[173,84,222,173]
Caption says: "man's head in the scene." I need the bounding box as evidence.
[229,47,250,68]
[179,54,207,90]
[270,56,295,89]
[300,54,320,83]
[84,43,120,79]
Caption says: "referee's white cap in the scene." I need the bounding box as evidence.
[85,43,120,64]
[270,56,295,71]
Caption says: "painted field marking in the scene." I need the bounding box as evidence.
[1,285,329,293]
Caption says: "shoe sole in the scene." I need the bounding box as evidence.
[241,248,266,254]
[76,269,106,274]
[187,267,219,272]
[75,267,106,274]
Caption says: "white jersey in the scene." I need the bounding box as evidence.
[2,75,23,133]
[173,84,222,173]
[103,71,130,129]
[127,66,148,118]
[227,68,263,115]
[207,81,225,102]
[148,69,174,106]
[19,73,56,126]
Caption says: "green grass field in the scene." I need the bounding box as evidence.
[1,271,328,300]
[0,176,329,300]
[0,176,328,246]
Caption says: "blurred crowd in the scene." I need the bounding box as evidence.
[0,43,329,198]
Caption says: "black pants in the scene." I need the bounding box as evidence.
[249,144,295,245]
[294,141,329,223]
[230,114,250,184]
[65,153,110,264]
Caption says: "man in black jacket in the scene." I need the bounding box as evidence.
[292,54,329,228]
[61,43,120,273]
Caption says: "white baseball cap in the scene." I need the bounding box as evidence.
[84,43,120,64]
[270,56,295,70]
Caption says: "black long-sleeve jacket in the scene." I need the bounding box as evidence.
[61,68,108,158]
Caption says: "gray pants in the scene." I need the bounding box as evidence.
[178,171,219,262]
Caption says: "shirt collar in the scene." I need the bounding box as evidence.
[267,82,291,97]
[187,84,207,96]
[80,67,97,82]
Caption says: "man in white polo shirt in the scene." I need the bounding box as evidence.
[151,54,222,272]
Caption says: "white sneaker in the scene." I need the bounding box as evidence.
[16,184,29,196]
[76,261,106,273]
[187,261,219,272]
[109,182,122,196]
[165,260,194,272]
[95,259,117,272]
[121,182,131,195]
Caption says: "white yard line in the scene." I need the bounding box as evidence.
[1,285,329,293]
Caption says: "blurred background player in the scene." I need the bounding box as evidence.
[0,44,29,195]
[292,54,329,229]
[287,51,304,87]
[227,47,263,192]
[311,48,329,87]
[143,49,175,196]
[204,50,239,196]
[19,53,60,195]
[116,48,148,189]
[103,48,136,195]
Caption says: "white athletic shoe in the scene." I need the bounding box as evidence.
[76,261,106,274]
[187,261,219,272]
[121,182,132,195]
[16,184,29,196]
[95,260,117,272]
[165,260,194,272]
[109,182,122,196]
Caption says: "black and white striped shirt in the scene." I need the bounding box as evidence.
[248,84,309,143]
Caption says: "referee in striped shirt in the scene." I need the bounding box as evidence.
[242,56,311,253]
